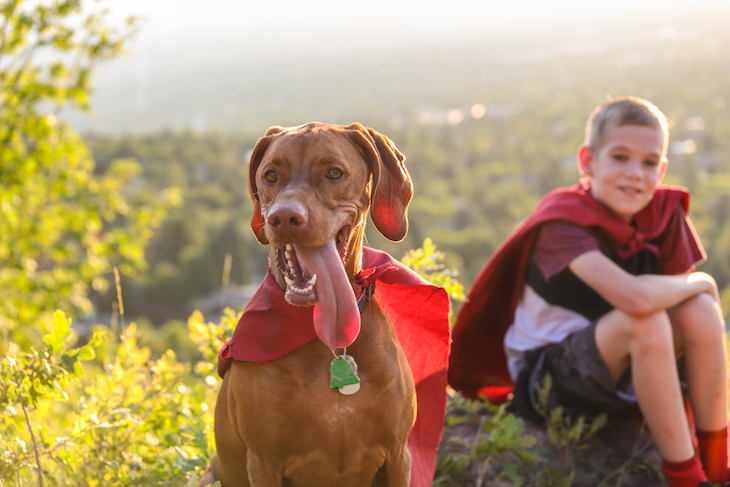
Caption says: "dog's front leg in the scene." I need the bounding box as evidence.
[374,447,412,486]
[246,452,284,486]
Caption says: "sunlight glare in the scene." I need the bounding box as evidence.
[470,104,486,119]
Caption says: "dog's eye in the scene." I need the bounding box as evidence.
[327,169,342,180]
[264,171,278,183]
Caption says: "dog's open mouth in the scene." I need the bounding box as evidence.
[274,226,351,306]
[274,225,360,350]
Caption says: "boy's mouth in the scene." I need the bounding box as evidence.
[619,185,642,195]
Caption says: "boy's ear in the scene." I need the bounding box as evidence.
[658,157,668,182]
[577,145,594,176]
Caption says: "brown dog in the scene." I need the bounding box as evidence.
[199,122,442,487]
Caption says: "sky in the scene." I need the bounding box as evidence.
[106,0,729,46]
[71,0,729,133]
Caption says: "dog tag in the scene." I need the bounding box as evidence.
[329,354,360,395]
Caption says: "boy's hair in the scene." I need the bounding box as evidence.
[584,96,670,158]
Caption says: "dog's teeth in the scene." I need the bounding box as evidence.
[287,260,294,269]
[310,274,317,286]
[305,285,312,292]
[286,244,293,251]
[285,250,291,260]
[284,275,294,286]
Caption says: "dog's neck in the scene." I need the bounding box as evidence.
[345,226,365,282]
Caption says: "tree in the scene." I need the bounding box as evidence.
[0,0,178,350]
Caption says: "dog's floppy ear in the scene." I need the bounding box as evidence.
[344,123,413,242]
[248,126,286,244]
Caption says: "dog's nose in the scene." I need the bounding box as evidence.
[267,203,308,237]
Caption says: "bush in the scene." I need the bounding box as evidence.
[0,309,238,486]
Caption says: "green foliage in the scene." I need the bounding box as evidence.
[0,307,238,485]
[434,394,537,486]
[534,375,608,467]
[402,237,465,302]
[0,0,179,350]
[0,311,101,481]
[401,237,465,324]
[183,475,220,487]
[435,376,618,486]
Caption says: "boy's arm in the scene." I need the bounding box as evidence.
[569,250,718,316]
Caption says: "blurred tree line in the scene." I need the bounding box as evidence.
[86,131,265,325]
[14,0,727,328]
[84,89,730,325]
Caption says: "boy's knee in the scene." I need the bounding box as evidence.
[626,310,673,348]
[674,293,725,341]
[683,292,721,314]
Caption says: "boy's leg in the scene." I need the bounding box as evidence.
[669,293,727,432]
[596,307,712,487]
[595,307,695,462]
[669,293,728,483]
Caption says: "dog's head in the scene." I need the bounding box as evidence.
[248,122,412,247]
[246,122,412,350]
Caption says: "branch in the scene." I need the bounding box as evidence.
[0,37,39,113]
[21,402,43,487]
[0,0,20,69]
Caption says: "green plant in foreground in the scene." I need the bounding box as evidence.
[183,473,220,487]
[401,237,465,325]
[402,237,465,302]
[0,307,241,486]
[434,393,538,487]
[0,311,103,484]
[533,375,608,468]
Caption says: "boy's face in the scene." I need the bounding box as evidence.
[578,124,666,222]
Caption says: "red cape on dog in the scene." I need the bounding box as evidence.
[219,247,452,487]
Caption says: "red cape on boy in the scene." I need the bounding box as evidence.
[218,247,452,487]
[448,180,703,402]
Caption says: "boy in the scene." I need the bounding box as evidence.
[449,97,729,487]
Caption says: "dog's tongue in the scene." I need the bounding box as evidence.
[294,240,360,350]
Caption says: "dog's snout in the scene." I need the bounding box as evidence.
[267,203,308,236]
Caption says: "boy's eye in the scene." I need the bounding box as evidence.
[612,154,628,162]
[327,169,343,179]
[265,171,278,183]
[643,159,659,167]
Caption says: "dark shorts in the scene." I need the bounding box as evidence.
[512,322,640,422]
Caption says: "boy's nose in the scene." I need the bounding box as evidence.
[624,161,642,177]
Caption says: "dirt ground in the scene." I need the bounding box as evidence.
[436,404,667,487]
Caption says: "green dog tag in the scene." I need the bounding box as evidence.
[329,354,361,394]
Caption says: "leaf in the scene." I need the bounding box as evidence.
[60,353,78,374]
[75,343,96,361]
[43,310,72,354]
